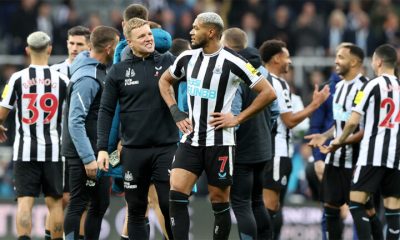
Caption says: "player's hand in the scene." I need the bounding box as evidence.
[209,112,239,130]
[311,84,330,106]
[84,160,98,179]
[117,141,122,159]
[0,125,8,143]
[176,118,192,135]
[319,139,341,154]
[304,133,327,148]
[97,150,109,172]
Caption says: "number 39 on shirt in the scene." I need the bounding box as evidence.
[22,93,59,124]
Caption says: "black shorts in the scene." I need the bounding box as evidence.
[263,156,292,190]
[13,161,63,198]
[321,165,353,207]
[351,165,400,198]
[63,157,69,193]
[173,143,234,187]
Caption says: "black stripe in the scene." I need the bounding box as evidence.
[198,55,217,145]
[271,122,277,156]
[342,82,354,112]
[28,67,37,161]
[213,60,231,145]
[335,83,345,104]
[67,66,71,79]
[15,77,23,161]
[359,75,368,83]
[338,121,347,166]
[187,53,203,145]
[57,76,67,158]
[366,85,380,165]
[43,68,52,161]
[277,78,291,107]
[381,77,392,166]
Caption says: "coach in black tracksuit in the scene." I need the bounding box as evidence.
[97,18,178,240]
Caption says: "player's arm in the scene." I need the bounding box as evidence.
[97,67,120,171]
[0,107,10,142]
[281,84,330,129]
[68,77,100,178]
[0,74,18,143]
[305,125,335,148]
[333,111,362,146]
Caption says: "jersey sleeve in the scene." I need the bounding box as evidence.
[0,73,19,109]
[352,80,375,115]
[272,78,292,114]
[169,50,190,80]
[230,57,263,88]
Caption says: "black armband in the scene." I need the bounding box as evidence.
[169,104,188,122]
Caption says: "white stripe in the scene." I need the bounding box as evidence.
[77,92,86,112]
[273,156,280,181]
[229,146,233,176]
[353,165,361,183]
[36,68,45,161]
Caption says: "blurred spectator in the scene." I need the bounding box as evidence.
[290,1,324,56]
[382,11,400,46]
[87,12,102,31]
[173,9,193,40]
[109,8,123,34]
[10,0,38,54]
[37,1,54,39]
[265,5,293,53]
[324,9,347,56]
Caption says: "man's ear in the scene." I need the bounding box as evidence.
[25,47,30,56]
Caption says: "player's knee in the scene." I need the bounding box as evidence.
[209,189,230,203]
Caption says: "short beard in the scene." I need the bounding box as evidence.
[191,39,206,49]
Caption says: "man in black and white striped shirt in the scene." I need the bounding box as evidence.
[50,26,90,78]
[307,44,383,239]
[159,12,276,240]
[330,44,400,239]
[0,31,68,240]
[259,40,330,239]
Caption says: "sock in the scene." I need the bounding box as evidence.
[368,213,383,240]
[212,202,231,240]
[267,209,277,239]
[321,207,328,240]
[385,208,400,240]
[252,200,272,239]
[273,209,283,240]
[145,217,150,235]
[169,190,190,239]
[45,229,51,240]
[349,201,371,240]
[324,206,342,240]
[78,235,84,240]
[120,234,129,240]
[17,236,31,240]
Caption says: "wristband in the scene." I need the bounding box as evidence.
[169,104,188,122]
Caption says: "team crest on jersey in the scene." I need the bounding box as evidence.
[125,68,135,78]
[281,176,287,186]
[213,65,222,74]
[124,171,133,181]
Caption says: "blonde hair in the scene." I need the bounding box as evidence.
[123,17,148,39]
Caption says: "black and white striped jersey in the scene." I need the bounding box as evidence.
[352,73,400,168]
[0,65,69,162]
[326,74,367,168]
[50,59,70,78]
[169,47,263,146]
[269,73,292,157]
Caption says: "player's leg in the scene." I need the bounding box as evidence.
[14,162,41,239]
[148,184,167,237]
[263,156,292,239]
[44,196,63,239]
[206,145,234,240]
[85,174,110,239]
[252,161,272,239]
[169,143,201,240]
[64,158,91,239]
[120,203,129,240]
[230,163,257,239]
[43,162,64,239]
[122,147,152,240]
[365,197,383,240]
[349,166,382,240]
[381,168,400,240]
[152,144,177,240]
